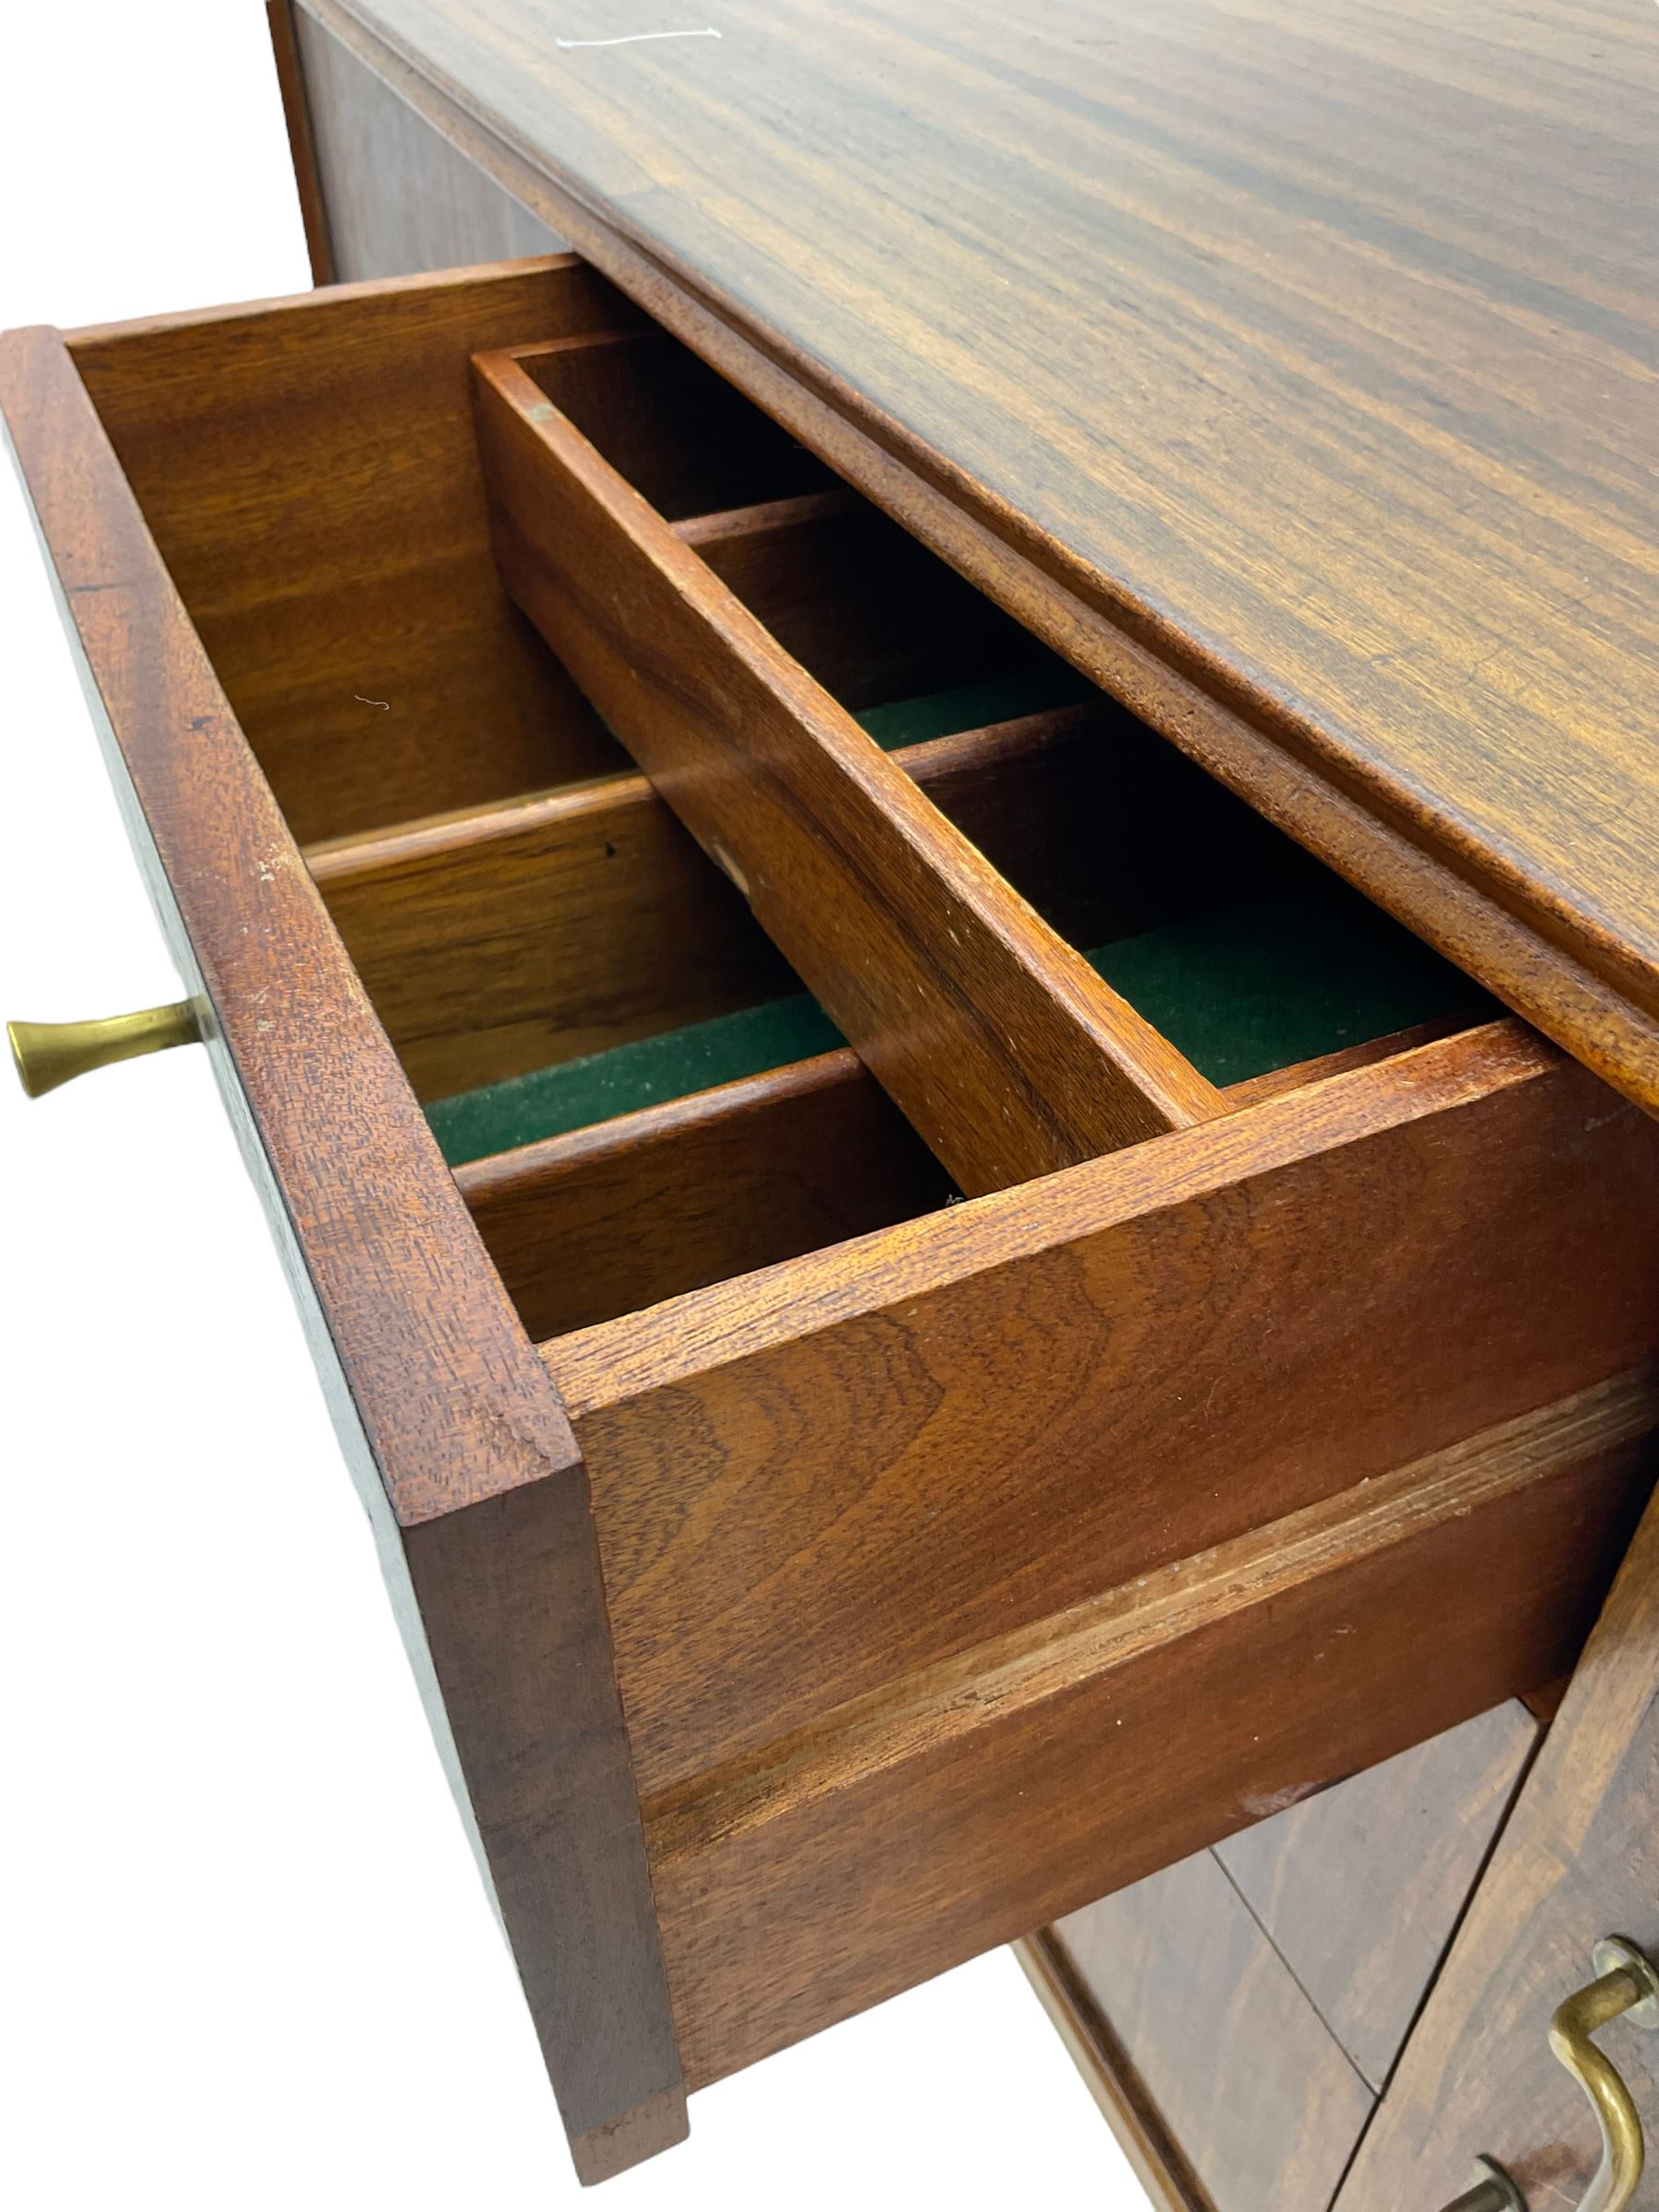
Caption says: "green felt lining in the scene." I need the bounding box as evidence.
[427,995,842,1169]
[1092,873,1488,1088]
[425,868,1490,1169]
[853,665,1094,749]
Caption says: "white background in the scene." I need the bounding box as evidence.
[0,7,1142,2206]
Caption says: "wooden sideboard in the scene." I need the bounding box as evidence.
[6,3,1658,2198]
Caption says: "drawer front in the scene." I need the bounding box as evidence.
[8,254,1659,2183]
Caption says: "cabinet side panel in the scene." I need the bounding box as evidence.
[268,0,336,282]
[294,5,562,278]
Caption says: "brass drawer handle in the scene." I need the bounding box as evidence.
[1438,1938,1659,2212]
[1547,1939,1659,2212]
[7,1000,202,1098]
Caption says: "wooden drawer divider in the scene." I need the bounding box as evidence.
[306,700,1116,1102]
[450,1021,1458,1345]
[471,342,1226,1194]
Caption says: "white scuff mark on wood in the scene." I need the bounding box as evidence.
[1239,1779,1322,1818]
[555,27,721,48]
[354,693,390,711]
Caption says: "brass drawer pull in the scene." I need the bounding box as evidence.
[7,1000,202,1098]
[1547,1939,1659,2212]
[1438,1938,1659,2212]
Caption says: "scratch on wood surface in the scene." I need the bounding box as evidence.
[555,28,721,49]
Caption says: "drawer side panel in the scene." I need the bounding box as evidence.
[0,320,684,2183]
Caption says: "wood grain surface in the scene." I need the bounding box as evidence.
[308,767,798,1102]
[1046,1703,1539,2212]
[308,699,1266,1103]
[547,1025,1659,1800]
[266,1,336,283]
[37,29,1659,2162]
[645,1375,1654,2087]
[0,319,685,2181]
[1055,1848,1376,2212]
[1336,1488,1659,2212]
[1215,1702,1540,2095]
[476,342,1225,1191]
[292,2,561,280]
[302,0,1659,1115]
[457,1028,1451,1344]
[68,256,636,842]
[1017,1931,1214,2212]
[458,1051,951,1341]
[681,486,1040,712]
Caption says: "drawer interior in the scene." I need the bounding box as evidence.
[334,312,1489,1335]
[407,698,1485,1177]
[426,720,1490,1338]
[75,281,1489,1234]
[60,259,1659,2121]
[70,265,646,845]
[518,327,839,524]
[392,718,1484,1149]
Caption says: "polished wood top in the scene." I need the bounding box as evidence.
[314,0,1659,1106]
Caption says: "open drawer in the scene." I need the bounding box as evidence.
[6,254,1659,2186]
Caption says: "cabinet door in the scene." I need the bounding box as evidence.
[1023,1703,1541,2212]
[1337,1489,1659,2211]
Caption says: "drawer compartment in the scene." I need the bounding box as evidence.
[8,254,1659,2183]
[473,332,1225,1195]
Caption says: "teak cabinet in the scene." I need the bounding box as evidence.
[6,5,1659,2202]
